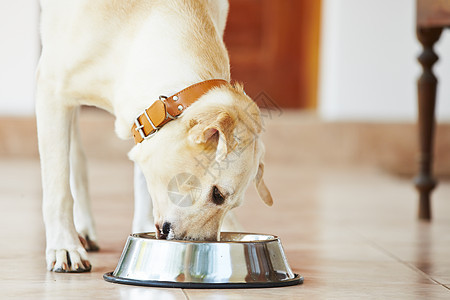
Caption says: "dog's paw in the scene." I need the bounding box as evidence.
[74,214,100,252]
[78,234,100,252]
[46,247,91,273]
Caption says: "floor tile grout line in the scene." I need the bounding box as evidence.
[358,233,450,291]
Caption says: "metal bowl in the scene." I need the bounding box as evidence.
[104,232,303,288]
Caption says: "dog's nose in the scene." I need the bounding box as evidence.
[162,222,171,235]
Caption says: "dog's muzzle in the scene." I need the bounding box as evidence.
[155,222,172,240]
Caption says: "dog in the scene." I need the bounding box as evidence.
[37,0,272,273]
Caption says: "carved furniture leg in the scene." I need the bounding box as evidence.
[414,27,442,220]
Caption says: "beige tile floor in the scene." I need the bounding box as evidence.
[1,114,450,299]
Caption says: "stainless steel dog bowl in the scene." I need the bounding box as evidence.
[104,232,303,288]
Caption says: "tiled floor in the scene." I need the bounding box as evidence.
[1,113,450,299]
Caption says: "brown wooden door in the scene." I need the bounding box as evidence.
[224,0,321,109]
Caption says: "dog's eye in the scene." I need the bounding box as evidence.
[212,186,225,205]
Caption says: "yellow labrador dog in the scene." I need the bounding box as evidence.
[37,0,272,273]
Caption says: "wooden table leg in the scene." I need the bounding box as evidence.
[414,26,442,220]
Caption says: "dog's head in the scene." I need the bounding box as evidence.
[129,84,272,241]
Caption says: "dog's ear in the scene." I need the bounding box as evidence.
[188,111,236,162]
[254,162,273,206]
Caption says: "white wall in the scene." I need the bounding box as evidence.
[319,0,450,122]
[0,1,40,116]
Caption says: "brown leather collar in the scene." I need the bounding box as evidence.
[132,79,228,144]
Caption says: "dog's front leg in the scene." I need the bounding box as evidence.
[71,108,99,251]
[132,163,155,233]
[222,211,244,232]
[36,92,91,272]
